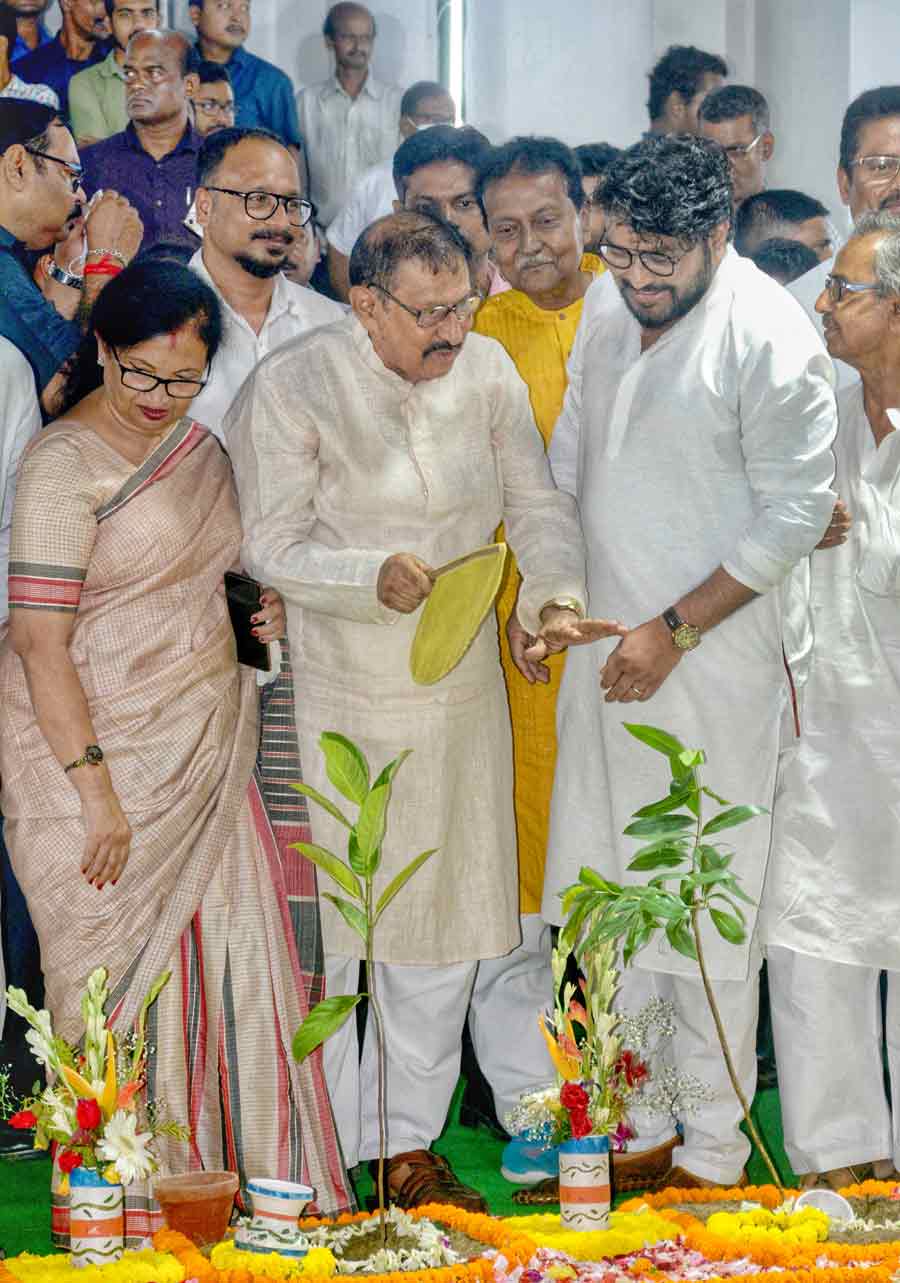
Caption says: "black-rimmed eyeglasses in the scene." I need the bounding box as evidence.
[205,186,314,227]
[368,282,483,328]
[824,275,881,304]
[598,241,691,278]
[25,147,84,193]
[111,347,207,399]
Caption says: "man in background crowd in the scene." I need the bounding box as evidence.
[0,3,56,106]
[17,0,109,117]
[188,125,341,433]
[69,0,158,145]
[326,77,455,299]
[188,0,300,148]
[8,0,51,63]
[698,84,774,208]
[82,27,200,251]
[393,124,501,297]
[574,141,620,253]
[646,43,726,136]
[751,237,820,284]
[735,188,834,260]
[188,57,233,137]
[297,2,402,228]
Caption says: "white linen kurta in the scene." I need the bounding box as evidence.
[543,249,837,981]
[226,313,586,963]
[762,385,900,967]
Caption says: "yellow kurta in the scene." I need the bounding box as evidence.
[474,254,603,913]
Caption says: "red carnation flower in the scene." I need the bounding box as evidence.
[8,1109,37,1130]
[76,1098,102,1131]
[58,1149,84,1175]
[559,1082,590,1111]
[569,1111,593,1139]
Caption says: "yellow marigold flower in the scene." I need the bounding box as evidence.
[301,1248,337,1276]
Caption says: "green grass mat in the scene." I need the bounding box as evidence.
[0,1084,795,1258]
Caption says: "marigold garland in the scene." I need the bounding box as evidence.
[1,1250,185,1283]
[498,1211,676,1260]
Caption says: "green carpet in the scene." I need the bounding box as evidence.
[0,1083,797,1260]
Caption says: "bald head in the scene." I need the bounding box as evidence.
[125,28,193,128]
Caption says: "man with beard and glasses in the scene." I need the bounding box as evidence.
[188,126,341,435]
[226,210,622,1211]
[538,134,837,1188]
[69,0,160,147]
[81,28,200,251]
[16,0,110,119]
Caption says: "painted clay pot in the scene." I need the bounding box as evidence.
[69,1168,124,1267]
[558,1134,611,1230]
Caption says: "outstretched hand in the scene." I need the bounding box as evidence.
[510,606,627,683]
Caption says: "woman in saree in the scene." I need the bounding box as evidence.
[0,259,353,1243]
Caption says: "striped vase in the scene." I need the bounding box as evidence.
[69,1168,124,1267]
[558,1134,611,1231]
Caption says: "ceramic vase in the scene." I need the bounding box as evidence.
[558,1134,611,1230]
[69,1167,124,1266]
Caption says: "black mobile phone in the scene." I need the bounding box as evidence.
[224,571,271,671]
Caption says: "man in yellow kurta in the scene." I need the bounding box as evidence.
[467,138,602,1173]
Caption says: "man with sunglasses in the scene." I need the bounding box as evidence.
[698,84,774,209]
[763,212,900,1190]
[539,134,837,1189]
[226,210,620,1211]
[80,27,201,251]
[791,85,900,388]
[188,126,341,435]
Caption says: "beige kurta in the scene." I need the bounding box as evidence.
[225,314,586,964]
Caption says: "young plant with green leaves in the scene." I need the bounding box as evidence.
[560,723,783,1191]
[290,732,438,1238]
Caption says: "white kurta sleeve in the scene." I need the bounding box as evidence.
[225,353,396,624]
[856,413,900,596]
[723,322,838,594]
[547,314,584,500]
[488,348,587,634]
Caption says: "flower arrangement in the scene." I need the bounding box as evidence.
[505,939,642,1151]
[4,967,188,1188]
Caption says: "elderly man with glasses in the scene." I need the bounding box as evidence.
[188,125,341,435]
[540,134,837,1189]
[762,211,900,1191]
[226,210,622,1210]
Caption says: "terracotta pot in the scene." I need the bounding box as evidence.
[154,1170,239,1247]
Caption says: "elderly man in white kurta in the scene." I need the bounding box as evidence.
[226,212,622,1210]
[538,136,838,1188]
[762,214,900,1189]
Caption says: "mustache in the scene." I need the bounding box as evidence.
[518,257,554,270]
[251,230,294,245]
[424,341,461,356]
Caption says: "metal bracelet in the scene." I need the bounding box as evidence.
[44,256,84,290]
[84,246,127,267]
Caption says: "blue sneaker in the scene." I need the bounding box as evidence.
[500,1136,560,1185]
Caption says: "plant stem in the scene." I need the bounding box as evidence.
[689,904,783,1192]
[365,883,388,1246]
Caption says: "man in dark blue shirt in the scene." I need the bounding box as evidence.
[9,0,53,63]
[82,28,200,251]
[16,0,111,118]
[188,0,300,149]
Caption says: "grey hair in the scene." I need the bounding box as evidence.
[853,211,900,295]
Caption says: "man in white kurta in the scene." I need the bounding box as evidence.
[763,215,900,1186]
[541,135,837,1187]
[225,212,620,1207]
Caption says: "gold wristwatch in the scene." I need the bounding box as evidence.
[662,607,701,651]
[540,596,585,620]
[64,744,104,773]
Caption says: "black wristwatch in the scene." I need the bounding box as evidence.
[64,744,104,773]
[662,607,701,651]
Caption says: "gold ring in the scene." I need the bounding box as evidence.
[631,686,643,695]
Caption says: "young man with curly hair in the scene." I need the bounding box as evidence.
[536,135,839,1189]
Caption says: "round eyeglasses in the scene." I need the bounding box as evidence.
[205,186,314,227]
[368,282,483,329]
[111,348,207,399]
[598,241,691,278]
